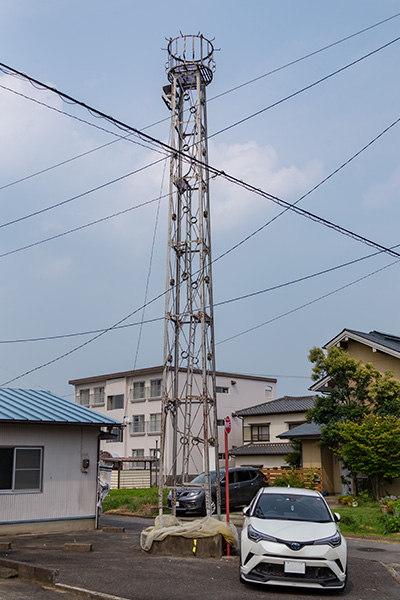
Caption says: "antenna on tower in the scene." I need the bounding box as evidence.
[158,34,220,520]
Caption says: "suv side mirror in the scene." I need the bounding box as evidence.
[333,512,341,522]
[243,506,250,517]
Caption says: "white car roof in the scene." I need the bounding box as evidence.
[259,487,322,497]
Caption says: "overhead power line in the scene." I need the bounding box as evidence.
[0,51,400,264]
[217,257,400,346]
[2,238,399,346]
[2,33,400,384]
[0,33,398,237]
[209,35,400,139]
[1,11,398,192]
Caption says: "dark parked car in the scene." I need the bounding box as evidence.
[167,467,267,515]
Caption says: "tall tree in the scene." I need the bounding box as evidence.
[307,346,400,498]
[335,415,400,500]
[307,346,400,446]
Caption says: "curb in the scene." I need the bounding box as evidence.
[0,557,57,585]
[0,556,131,600]
[379,562,400,584]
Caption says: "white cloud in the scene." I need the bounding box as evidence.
[209,140,323,231]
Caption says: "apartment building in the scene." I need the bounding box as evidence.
[69,366,277,474]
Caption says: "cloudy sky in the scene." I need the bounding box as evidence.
[0,0,399,400]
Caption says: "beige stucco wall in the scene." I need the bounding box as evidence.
[301,440,342,494]
[242,411,307,444]
[345,340,400,380]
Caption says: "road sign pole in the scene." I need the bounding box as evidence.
[224,416,231,556]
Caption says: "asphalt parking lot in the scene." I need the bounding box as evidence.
[0,514,399,600]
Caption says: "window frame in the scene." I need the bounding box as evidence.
[149,413,161,434]
[250,424,270,442]
[0,446,43,494]
[149,379,162,399]
[216,386,229,394]
[79,388,90,406]
[130,381,146,402]
[131,448,145,468]
[130,414,145,435]
[107,394,124,410]
[93,386,105,406]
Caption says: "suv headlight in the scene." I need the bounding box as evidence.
[313,530,342,548]
[247,525,277,543]
[186,491,202,498]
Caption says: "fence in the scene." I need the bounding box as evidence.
[261,467,323,493]
[110,470,151,489]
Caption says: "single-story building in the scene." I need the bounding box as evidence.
[0,388,122,535]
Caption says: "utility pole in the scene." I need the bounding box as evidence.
[158,34,220,520]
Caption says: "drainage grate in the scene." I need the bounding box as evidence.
[357,547,385,553]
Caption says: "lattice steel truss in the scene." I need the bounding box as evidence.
[158,34,220,519]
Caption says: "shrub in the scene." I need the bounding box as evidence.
[338,494,354,505]
[271,468,319,490]
[340,513,359,527]
[380,514,400,534]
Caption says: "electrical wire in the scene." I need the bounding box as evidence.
[2,33,400,383]
[209,35,400,140]
[1,239,398,345]
[132,141,169,370]
[217,257,400,346]
[1,11,398,192]
[0,194,168,259]
[0,157,167,231]
[0,34,398,236]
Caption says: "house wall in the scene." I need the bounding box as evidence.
[242,411,306,446]
[300,440,343,495]
[72,370,276,474]
[235,410,307,469]
[344,340,400,380]
[234,454,285,469]
[0,424,99,535]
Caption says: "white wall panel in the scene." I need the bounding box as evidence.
[0,424,99,524]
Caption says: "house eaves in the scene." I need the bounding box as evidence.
[324,328,400,359]
[229,443,291,456]
[277,422,322,439]
[0,388,121,427]
[310,328,400,392]
[234,395,316,417]
[69,366,276,386]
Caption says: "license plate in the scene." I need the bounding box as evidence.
[284,561,306,574]
[176,501,180,507]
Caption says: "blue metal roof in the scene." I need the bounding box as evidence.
[0,388,121,426]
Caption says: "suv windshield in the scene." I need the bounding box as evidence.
[252,493,332,523]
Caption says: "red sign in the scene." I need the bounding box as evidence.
[224,416,231,434]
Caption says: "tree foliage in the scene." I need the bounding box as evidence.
[335,415,400,500]
[307,346,400,446]
[307,346,400,499]
[285,440,302,468]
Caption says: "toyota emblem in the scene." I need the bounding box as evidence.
[290,542,301,551]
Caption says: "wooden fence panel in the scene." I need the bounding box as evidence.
[261,468,322,493]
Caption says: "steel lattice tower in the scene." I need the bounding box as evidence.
[158,34,220,519]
